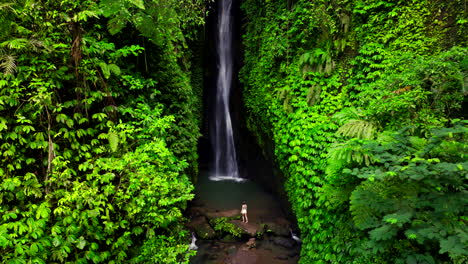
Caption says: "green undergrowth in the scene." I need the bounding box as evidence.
[210,217,243,238]
[241,0,467,263]
[0,0,209,263]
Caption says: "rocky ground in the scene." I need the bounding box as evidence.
[187,198,301,264]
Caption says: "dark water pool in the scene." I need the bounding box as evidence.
[194,172,284,222]
[189,172,300,264]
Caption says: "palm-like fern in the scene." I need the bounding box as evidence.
[0,38,45,75]
[0,2,14,11]
[337,119,376,140]
[334,107,377,140]
[327,108,378,167]
[327,139,372,169]
[0,50,16,75]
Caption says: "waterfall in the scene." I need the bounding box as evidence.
[209,0,242,182]
[188,232,198,251]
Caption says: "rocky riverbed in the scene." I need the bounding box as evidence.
[186,176,301,264]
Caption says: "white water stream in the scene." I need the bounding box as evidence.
[209,0,242,182]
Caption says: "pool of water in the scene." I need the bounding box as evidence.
[194,172,283,222]
[189,172,300,264]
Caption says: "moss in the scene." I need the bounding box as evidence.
[210,217,243,238]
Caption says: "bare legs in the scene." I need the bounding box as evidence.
[242,213,248,223]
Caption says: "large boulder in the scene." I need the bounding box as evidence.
[229,220,260,237]
[189,206,209,218]
[263,222,290,237]
[272,237,295,249]
[188,216,216,240]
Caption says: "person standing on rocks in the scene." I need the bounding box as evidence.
[241,201,248,223]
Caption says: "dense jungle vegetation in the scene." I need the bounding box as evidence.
[240,0,467,263]
[0,0,208,262]
[1,0,467,263]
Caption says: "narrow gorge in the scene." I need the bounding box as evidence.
[0,0,466,263]
[188,0,301,262]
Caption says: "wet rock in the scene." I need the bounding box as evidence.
[221,234,238,243]
[226,245,237,256]
[253,240,262,248]
[230,220,258,237]
[272,237,295,249]
[276,254,289,260]
[189,216,216,240]
[263,222,290,237]
[246,238,256,249]
[288,251,299,258]
[189,206,207,217]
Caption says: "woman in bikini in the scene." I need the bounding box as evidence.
[241,201,248,223]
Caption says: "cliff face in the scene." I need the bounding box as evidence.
[240,0,467,263]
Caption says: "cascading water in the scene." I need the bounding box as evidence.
[209,0,242,182]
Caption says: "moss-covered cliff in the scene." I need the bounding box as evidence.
[240,0,467,263]
[0,0,206,262]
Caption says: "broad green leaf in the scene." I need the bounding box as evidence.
[77,237,86,250]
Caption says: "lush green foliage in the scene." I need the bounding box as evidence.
[347,122,467,263]
[210,217,243,238]
[241,0,466,263]
[0,0,208,262]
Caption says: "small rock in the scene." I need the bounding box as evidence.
[246,238,256,249]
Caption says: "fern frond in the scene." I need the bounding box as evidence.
[0,3,14,11]
[107,16,127,35]
[306,84,322,106]
[108,131,119,152]
[73,9,101,22]
[1,38,28,50]
[0,54,17,75]
[99,62,110,79]
[337,119,376,139]
[332,107,362,125]
[328,140,372,166]
[28,39,44,52]
[108,64,121,76]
